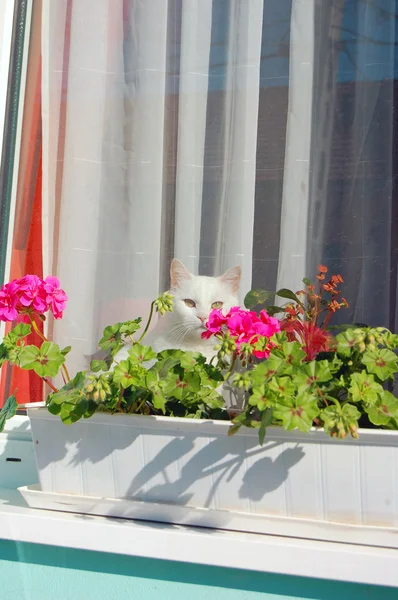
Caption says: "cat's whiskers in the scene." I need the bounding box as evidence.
[166,322,191,343]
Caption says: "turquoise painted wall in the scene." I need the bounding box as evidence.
[0,540,396,600]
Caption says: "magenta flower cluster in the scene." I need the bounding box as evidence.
[202,306,281,358]
[0,275,68,322]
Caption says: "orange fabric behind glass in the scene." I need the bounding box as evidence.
[0,1,43,407]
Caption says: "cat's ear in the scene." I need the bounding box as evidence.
[219,265,241,294]
[170,259,192,289]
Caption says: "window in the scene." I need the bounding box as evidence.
[1,0,397,403]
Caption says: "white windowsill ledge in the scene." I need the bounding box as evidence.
[0,486,398,587]
[1,416,398,587]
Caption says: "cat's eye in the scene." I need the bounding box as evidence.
[211,301,224,309]
[184,299,196,308]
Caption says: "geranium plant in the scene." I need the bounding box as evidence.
[0,278,227,430]
[222,265,398,442]
[0,267,397,446]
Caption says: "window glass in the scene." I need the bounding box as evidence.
[2,0,398,400]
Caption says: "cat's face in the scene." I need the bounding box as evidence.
[168,259,241,339]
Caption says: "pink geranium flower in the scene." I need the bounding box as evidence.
[202,306,280,358]
[0,281,20,322]
[18,274,48,313]
[0,274,68,322]
[44,276,68,319]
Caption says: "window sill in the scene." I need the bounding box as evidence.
[1,416,398,587]
[0,486,397,587]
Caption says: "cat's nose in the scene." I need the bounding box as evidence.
[198,315,207,324]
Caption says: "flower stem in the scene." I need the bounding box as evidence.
[42,377,59,393]
[138,301,155,342]
[117,387,124,411]
[225,353,237,381]
[30,316,48,342]
[62,363,71,382]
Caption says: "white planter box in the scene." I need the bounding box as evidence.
[26,407,398,540]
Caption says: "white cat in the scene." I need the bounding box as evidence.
[115,259,241,363]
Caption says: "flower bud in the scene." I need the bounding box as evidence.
[349,424,359,439]
[99,389,106,401]
[93,390,100,401]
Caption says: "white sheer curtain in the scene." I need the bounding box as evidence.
[275,0,314,293]
[41,0,263,375]
[41,0,398,379]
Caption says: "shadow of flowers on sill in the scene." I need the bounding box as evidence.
[125,435,305,509]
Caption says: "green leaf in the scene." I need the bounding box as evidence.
[98,323,122,351]
[336,330,358,357]
[362,348,398,381]
[179,352,205,370]
[276,288,304,308]
[228,423,241,437]
[128,343,157,363]
[273,394,319,432]
[263,305,286,316]
[268,376,295,397]
[365,391,398,426]
[184,372,201,392]
[329,354,343,374]
[18,345,39,366]
[71,371,86,390]
[200,389,224,410]
[19,342,65,377]
[61,345,72,356]
[244,289,275,309]
[232,411,250,425]
[295,360,333,392]
[152,390,167,413]
[12,323,32,338]
[163,372,191,399]
[302,278,311,286]
[0,394,18,433]
[59,400,87,424]
[282,342,306,366]
[251,355,292,385]
[48,387,83,407]
[90,359,108,372]
[348,371,382,405]
[248,386,274,408]
[113,360,143,389]
[0,343,8,367]
[259,407,273,445]
[119,318,142,337]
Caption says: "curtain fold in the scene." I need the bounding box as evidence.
[275,0,314,294]
[173,0,212,274]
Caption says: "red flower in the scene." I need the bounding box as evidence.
[323,282,335,293]
[318,265,328,273]
[331,274,344,284]
[328,300,341,313]
[281,319,331,361]
[341,297,349,308]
